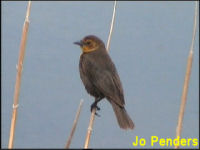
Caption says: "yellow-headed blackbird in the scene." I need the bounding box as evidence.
[74,35,134,130]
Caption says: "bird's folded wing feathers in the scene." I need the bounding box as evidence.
[93,70,125,107]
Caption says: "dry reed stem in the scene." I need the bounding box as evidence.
[106,0,117,51]
[65,99,84,148]
[175,1,198,149]
[84,107,96,149]
[8,1,32,149]
[84,1,117,149]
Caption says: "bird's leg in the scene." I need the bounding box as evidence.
[90,97,101,117]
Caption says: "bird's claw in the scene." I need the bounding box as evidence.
[96,105,100,111]
[90,104,100,112]
[95,112,101,117]
[90,102,101,116]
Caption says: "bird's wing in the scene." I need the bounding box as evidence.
[92,68,125,107]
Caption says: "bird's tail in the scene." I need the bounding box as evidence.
[110,101,134,130]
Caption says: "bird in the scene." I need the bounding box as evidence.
[74,35,134,130]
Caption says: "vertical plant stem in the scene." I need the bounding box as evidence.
[175,1,198,149]
[106,0,117,51]
[84,1,117,149]
[65,99,84,148]
[84,108,96,149]
[8,1,32,149]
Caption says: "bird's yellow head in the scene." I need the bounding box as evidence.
[74,35,105,53]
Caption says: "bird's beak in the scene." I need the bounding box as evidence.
[74,40,83,47]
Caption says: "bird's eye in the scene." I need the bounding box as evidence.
[86,41,91,45]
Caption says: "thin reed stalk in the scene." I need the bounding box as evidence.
[175,1,198,149]
[84,1,117,148]
[106,0,117,51]
[65,99,84,148]
[84,107,96,149]
[8,1,32,149]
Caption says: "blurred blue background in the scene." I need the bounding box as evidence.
[2,1,199,148]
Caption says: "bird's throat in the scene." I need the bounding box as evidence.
[81,45,99,53]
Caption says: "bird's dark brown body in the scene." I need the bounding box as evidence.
[75,35,134,130]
